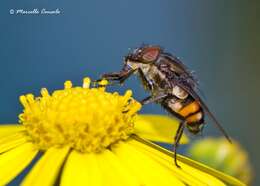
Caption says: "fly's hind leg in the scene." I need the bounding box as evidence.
[161,101,187,167]
[173,120,186,168]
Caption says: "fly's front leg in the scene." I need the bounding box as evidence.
[96,72,123,86]
[101,68,134,85]
[102,72,123,81]
[94,70,133,87]
[141,93,168,105]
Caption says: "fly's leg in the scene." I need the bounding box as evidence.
[102,72,124,82]
[102,68,134,84]
[94,69,134,87]
[173,121,186,168]
[141,93,168,105]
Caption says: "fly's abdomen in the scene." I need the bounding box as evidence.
[165,97,204,124]
[178,101,203,122]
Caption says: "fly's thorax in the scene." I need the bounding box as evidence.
[137,63,165,79]
[139,63,151,74]
[139,63,167,90]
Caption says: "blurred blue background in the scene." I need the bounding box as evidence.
[0,0,259,185]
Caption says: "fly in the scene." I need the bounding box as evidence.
[99,45,231,167]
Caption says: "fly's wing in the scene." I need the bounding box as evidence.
[159,54,209,99]
[161,53,199,88]
[160,54,231,142]
[176,81,232,143]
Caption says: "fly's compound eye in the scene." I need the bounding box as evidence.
[141,47,160,62]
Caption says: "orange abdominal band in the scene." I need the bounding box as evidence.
[178,101,200,117]
[186,112,203,123]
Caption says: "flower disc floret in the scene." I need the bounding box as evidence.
[19,78,141,152]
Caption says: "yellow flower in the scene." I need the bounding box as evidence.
[0,78,245,186]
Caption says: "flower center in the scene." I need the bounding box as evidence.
[19,78,141,152]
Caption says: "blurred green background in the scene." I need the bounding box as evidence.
[0,0,259,185]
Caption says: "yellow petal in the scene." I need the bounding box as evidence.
[0,132,28,153]
[134,114,189,144]
[96,149,140,186]
[0,142,38,186]
[61,151,103,186]
[129,138,225,186]
[0,124,25,138]
[112,141,186,186]
[131,135,246,186]
[21,146,70,186]
[177,152,246,186]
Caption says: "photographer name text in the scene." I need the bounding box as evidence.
[10,8,61,15]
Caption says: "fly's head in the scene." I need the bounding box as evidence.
[124,45,161,71]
